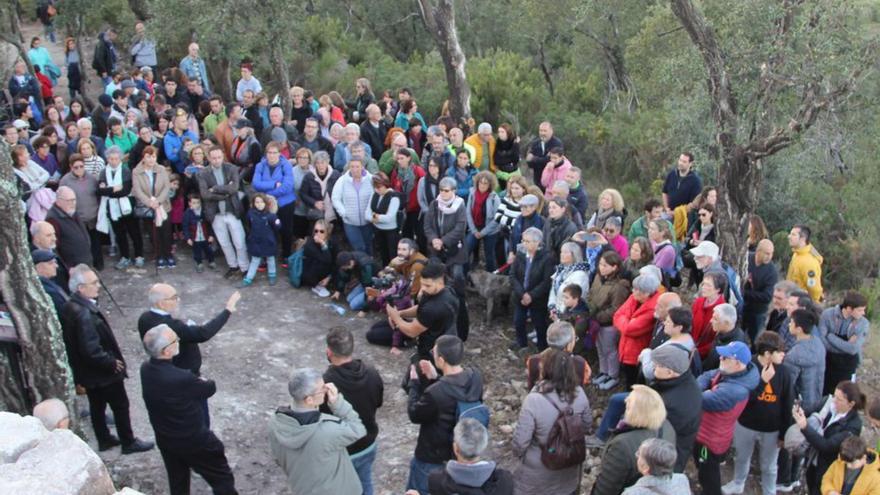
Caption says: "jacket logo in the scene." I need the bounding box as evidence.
[757,383,777,403]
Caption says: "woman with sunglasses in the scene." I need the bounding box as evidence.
[682,202,717,287]
[301,219,337,294]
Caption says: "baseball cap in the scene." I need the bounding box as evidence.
[716,341,752,365]
[651,345,690,375]
[689,241,719,259]
[12,119,29,130]
[31,249,56,264]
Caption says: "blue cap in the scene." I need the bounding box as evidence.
[716,341,751,365]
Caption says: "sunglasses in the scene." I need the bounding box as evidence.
[440,188,453,193]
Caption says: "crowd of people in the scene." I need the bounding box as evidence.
[8,19,880,495]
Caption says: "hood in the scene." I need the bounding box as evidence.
[653,370,696,391]
[723,361,760,390]
[794,244,824,265]
[443,368,484,403]
[270,406,324,450]
[326,360,369,385]
[446,460,497,488]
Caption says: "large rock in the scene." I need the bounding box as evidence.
[0,429,116,495]
[114,489,146,495]
[0,411,48,464]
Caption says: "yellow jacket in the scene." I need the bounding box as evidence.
[673,205,689,242]
[822,449,880,495]
[464,133,496,173]
[787,244,824,302]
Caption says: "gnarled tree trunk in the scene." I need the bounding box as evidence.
[0,141,76,417]
[417,0,471,122]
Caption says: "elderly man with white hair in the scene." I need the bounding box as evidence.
[701,303,748,371]
[464,122,496,173]
[141,324,236,494]
[269,367,365,495]
[359,103,388,161]
[613,272,664,389]
[525,321,592,389]
[60,264,154,454]
[33,398,70,431]
[333,122,373,171]
[260,106,299,148]
[67,117,106,158]
[179,42,210,92]
[45,185,94,268]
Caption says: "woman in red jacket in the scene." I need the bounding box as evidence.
[613,272,663,389]
[692,271,727,359]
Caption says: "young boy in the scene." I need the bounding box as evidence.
[557,284,591,356]
[182,194,215,272]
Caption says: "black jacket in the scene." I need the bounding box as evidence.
[91,32,115,75]
[510,248,555,306]
[803,408,863,484]
[40,276,68,317]
[493,138,520,174]
[360,120,388,161]
[743,255,778,313]
[701,327,749,371]
[60,293,126,389]
[137,309,231,376]
[46,205,93,268]
[408,367,484,464]
[289,105,312,134]
[140,358,216,445]
[428,462,515,495]
[652,372,703,472]
[301,237,336,288]
[293,134,335,158]
[542,216,578,265]
[321,359,384,455]
[738,360,795,438]
[300,169,340,208]
[526,136,562,169]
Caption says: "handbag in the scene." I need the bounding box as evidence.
[306,207,323,221]
[134,204,155,219]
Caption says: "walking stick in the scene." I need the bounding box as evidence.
[97,276,125,316]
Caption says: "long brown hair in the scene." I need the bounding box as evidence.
[538,348,578,403]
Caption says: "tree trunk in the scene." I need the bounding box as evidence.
[417,0,471,122]
[271,45,292,117]
[715,148,760,274]
[0,141,77,417]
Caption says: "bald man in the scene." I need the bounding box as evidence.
[649,292,683,348]
[31,220,70,289]
[743,238,780,342]
[33,398,70,431]
[137,284,241,377]
[45,186,94,268]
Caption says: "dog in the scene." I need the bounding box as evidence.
[468,269,512,320]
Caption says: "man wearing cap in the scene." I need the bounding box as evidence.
[507,194,544,265]
[651,344,703,472]
[464,122,496,173]
[9,120,35,153]
[693,341,760,495]
[33,249,68,316]
[164,108,199,174]
[690,240,743,311]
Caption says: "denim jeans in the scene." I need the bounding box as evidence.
[406,457,443,495]
[351,443,377,495]
[245,256,276,281]
[343,223,374,254]
[465,232,498,272]
[347,284,366,311]
[596,392,629,440]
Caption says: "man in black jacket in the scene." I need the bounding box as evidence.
[525,121,562,192]
[60,264,153,454]
[137,284,239,376]
[92,28,117,87]
[407,335,484,495]
[702,303,749,371]
[33,249,67,316]
[723,331,794,495]
[141,324,237,495]
[46,186,94,269]
[651,344,703,473]
[321,327,384,495]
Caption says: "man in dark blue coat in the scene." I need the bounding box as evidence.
[33,249,67,316]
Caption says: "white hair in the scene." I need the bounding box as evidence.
[477,122,492,134]
[454,418,489,461]
[632,274,661,295]
[546,321,575,349]
[143,324,175,358]
[552,180,570,196]
[105,145,123,159]
[68,264,94,293]
[148,284,166,306]
[288,368,323,403]
[76,118,91,129]
[344,123,360,135]
[522,227,544,244]
[714,303,738,326]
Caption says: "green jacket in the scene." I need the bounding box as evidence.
[627,216,673,243]
[379,148,420,175]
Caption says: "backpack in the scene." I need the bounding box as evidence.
[654,242,684,287]
[721,262,744,314]
[456,400,490,429]
[540,393,586,470]
[287,248,304,287]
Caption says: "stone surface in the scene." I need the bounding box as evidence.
[0,428,116,495]
[114,489,146,495]
[0,411,48,464]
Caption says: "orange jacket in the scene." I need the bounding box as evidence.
[464,133,496,173]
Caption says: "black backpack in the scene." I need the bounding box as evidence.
[540,393,586,470]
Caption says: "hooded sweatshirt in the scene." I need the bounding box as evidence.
[322,359,384,455]
[787,244,824,302]
[428,460,515,495]
[408,367,484,464]
[269,397,366,495]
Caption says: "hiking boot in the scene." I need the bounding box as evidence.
[157,258,167,269]
[166,257,177,268]
[311,285,330,297]
[593,373,610,386]
[224,267,239,279]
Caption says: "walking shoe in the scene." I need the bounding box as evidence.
[597,377,619,391]
[114,258,131,270]
[775,481,800,493]
[239,278,253,288]
[98,435,121,451]
[584,434,606,449]
[721,481,745,495]
[121,438,154,455]
[134,257,145,268]
[269,276,277,286]
[157,258,167,269]
[593,373,610,385]
[166,257,177,268]
[195,263,204,273]
[208,261,217,269]
[224,268,239,279]
[508,341,527,352]
[311,285,331,297]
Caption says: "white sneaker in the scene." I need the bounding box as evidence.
[775,481,800,493]
[311,286,330,297]
[721,481,744,495]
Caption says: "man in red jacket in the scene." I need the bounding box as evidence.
[613,273,662,389]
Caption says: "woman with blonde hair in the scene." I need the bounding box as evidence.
[587,188,625,230]
[288,85,312,134]
[350,77,375,123]
[592,385,676,495]
[465,170,501,272]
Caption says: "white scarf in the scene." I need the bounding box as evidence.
[96,165,132,233]
[315,169,336,221]
[437,195,463,215]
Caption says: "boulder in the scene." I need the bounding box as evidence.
[0,411,48,464]
[114,489,146,495]
[0,429,116,495]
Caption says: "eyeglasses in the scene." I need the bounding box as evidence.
[161,337,179,351]
[440,188,453,193]
[164,293,180,301]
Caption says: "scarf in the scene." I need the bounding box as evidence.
[396,164,416,198]
[592,207,616,229]
[423,173,439,206]
[455,166,470,184]
[437,195,463,215]
[472,189,490,229]
[314,169,336,221]
[548,215,572,251]
[552,261,590,295]
[96,166,132,233]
